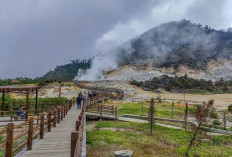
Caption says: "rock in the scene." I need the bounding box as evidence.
[114,150,133,157]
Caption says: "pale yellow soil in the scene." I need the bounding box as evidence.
[160,93,232,108]
[127,84,232,109]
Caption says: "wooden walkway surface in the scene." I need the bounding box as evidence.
[17,105,80,157]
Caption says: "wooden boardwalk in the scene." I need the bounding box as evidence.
[17,105,80,157]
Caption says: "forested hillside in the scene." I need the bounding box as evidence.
[43,59,91,81]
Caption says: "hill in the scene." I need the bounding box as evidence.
[117,19,232,70]
[43,59,91,81]
[103,20,232,81]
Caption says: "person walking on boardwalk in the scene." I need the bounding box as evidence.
[76,92,83,109]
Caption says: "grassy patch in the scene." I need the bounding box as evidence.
[106,100,196,119]
[87,121,232,157]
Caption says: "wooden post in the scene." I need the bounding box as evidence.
[72,98,75,106]
[1,90,5,116]
[71,131,79,157]
[64,106,66,118]
[150,98,155,135]
[40,113,44,139]
[223,111,227,129]
[66,105,68,114]
[97,105,100,113]
[63,106,66,118]
[100,105,102,119]
[27,117,34,150]
[76,120,81,131]
[171,101,174,119]
[184,102,188,129]
[5,123,14,157]
[79,115,83,121]
[58,107,61,123]
[141,102,144,116]
[58,87,61,104]
[48,111,51,132]
[53,109,57,127]
[115,107,117,119]
[10,109,13,123]
[61,106,63,121]
[25,89,29,119]
[35,89,38,115]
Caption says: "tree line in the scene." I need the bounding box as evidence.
[131,75,232,94]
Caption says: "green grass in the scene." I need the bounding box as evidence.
[0,135,4,144]
[111,101,196,119]
[87,121,232,157]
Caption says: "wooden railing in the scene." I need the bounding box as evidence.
[71,93,113,157]
[74,81,124,100]
[0,100,74,157]
[86,104,117,119]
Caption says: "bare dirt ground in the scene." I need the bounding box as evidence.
[160,93,232,109]
[86,81,232,110]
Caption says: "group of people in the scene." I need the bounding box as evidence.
[76,91,99,109]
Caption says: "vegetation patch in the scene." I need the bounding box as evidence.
[131,75,232,94]
[106,100,196,120]
[87,121,232,157]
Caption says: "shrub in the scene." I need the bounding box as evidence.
[209,107,218,119]
[212,120,221,126]
[228,104,232,113]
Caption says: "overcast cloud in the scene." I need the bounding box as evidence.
[0,0,232,78]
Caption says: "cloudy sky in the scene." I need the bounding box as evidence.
[0,0,232,79]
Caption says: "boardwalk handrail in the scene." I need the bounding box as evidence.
[74,81,124,100]
[86,104,117,119]
[1,100,74,157]
[71,93,113,157]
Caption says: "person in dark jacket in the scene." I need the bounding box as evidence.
[17,105,25,119]
[76,92,83,109]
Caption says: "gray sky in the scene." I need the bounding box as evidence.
[0,0,232,79]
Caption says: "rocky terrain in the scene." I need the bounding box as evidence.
[104,58,232,81]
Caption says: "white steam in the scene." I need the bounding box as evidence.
[77,21,143,80]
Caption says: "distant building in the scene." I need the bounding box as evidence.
[11,79,20,84]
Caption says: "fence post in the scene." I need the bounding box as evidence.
[53,109,57,127]
[141,102,144,116]
[71,131,79,157]
[6,123,14,157]
[79,115,83,121]
[184,102,188,129]
[100,105,102,119]
[65,105,67,115]
[63,106,66,118]
[48,111,52,132]
[58,107,60,123]
[115,107,117,119]
[61,106,63,121]
[76,120,81,131]
[10,109,13,123]
[150,98,155,135]
[27,117,34,150]
[223,111,227,129]
[171,101,174,119]
[97,105,100,113]
[40,113,44,139]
